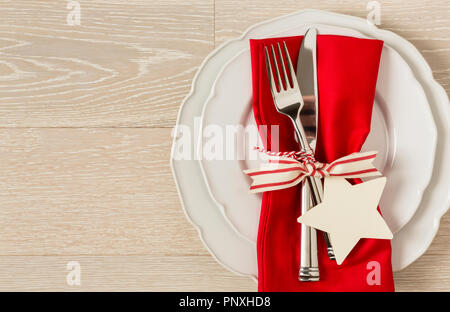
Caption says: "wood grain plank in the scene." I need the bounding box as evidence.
[0,128,209,256]
[0,255,257,291]
[0,0,213,127]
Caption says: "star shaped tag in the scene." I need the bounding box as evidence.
[297,177,393,265]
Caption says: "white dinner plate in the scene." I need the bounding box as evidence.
[171,10,449,277]
[199,24,437,243]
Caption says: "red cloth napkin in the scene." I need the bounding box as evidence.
[250,35,394,292]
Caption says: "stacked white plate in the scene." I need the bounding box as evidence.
[171,10,450,279]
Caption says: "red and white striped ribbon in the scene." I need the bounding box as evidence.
[244,150,381,193]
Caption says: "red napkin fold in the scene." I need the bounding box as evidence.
[250,35,394,292]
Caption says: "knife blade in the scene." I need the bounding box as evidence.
[297,28,318,147]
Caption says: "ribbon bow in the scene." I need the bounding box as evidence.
[244,149,381,193]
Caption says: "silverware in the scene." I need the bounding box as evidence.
[263,40,335,280]
[296,28,320,281]
[296,28,335,277]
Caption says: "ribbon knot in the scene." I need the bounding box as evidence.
[244,149,381,193]
[303,159,328,178]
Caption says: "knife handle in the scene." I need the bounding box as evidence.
[299,179,319,282]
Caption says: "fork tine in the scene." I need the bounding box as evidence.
[264,47,278,95]
[282,41,299,89]
[270,44,283,91]
[276,43,291,89]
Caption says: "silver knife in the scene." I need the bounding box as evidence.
[297,28,335,281]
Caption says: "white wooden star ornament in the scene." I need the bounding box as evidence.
[297,177,393,265]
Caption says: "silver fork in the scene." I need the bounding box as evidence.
[264,42,335,267]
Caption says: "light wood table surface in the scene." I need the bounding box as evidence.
[0,0,448,291]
